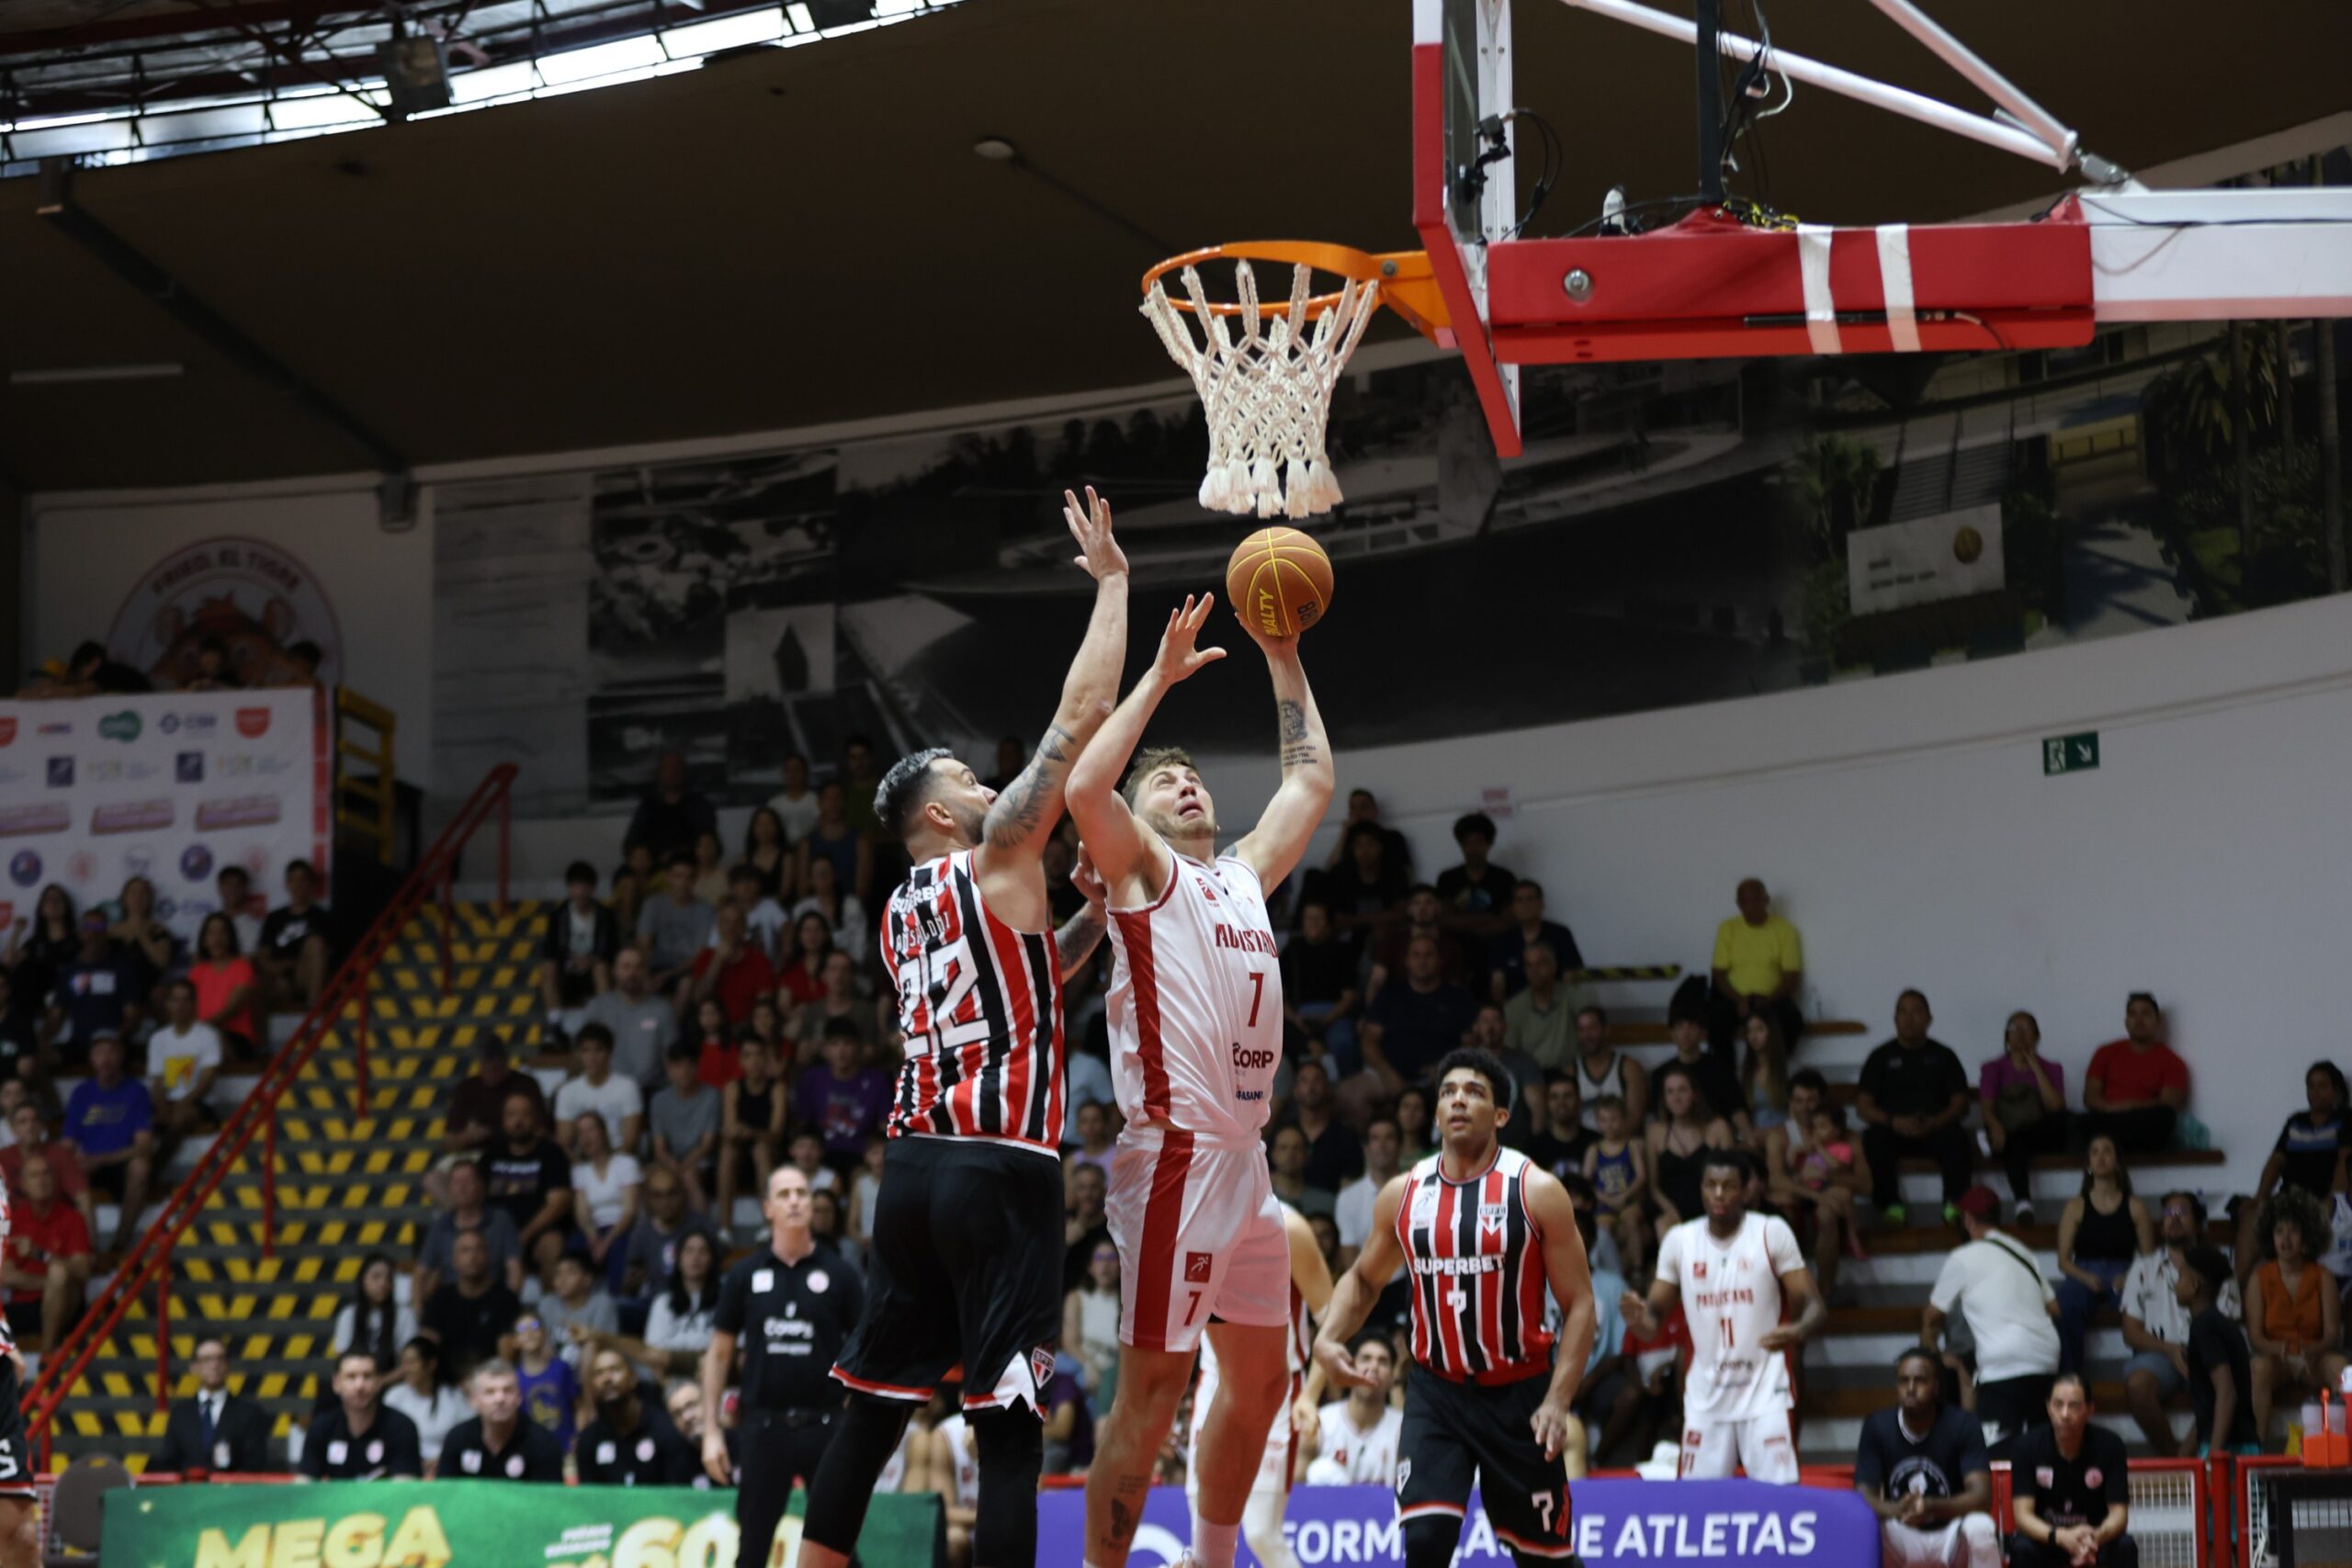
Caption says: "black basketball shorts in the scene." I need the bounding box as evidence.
[1396,1364,1577,1562]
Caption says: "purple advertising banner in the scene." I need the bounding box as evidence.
[1036,1481,1881,1568]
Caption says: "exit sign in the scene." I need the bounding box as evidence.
[2043,731,2100,775]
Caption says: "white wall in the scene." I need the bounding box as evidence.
[26,481,436,778]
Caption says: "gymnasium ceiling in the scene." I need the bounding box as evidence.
[3,0,2348,491]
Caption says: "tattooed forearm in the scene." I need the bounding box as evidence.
[1277,699,1307,742]
[1280,741,1320,772]
[1036,722,1075,762]
[1055,904,1108,980]
[982,725,1080,845]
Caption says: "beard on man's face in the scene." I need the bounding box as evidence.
[1143,806,1218,841]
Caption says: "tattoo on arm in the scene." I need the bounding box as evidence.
[1055,905,1108,976]
[1277,699,1307,741]
[1280,741,1320,771]
[984,724,1078,845]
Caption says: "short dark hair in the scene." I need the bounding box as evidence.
[728,862,763,886]
[1576,1004,1608,1027]
[565,860,598,886]
[218,864,249,886]
[1788,1068,1829,1099]
[2180,1247,2232,1295]
[665,850,695,872]
[1348,1330,1393,1360]
[876,747,955,839]
[1433,1047,1512,1106]
[1543,1069,1575,1089]
[821,1017,864,1043]
[286,858,313,878]
[2049,1371,2090,1401]
[1453,812,1496,843]
[1408,882,1439,900]
[1514,879,1544,898]
[665,1042,699,1066]
[2127,991,2161,1011]
[1701,1147,1756,1186]
[69,640,107,671]
[1894,1345,1941,1377]
[335,1348,383,1377]
[2163,1190,2208,1229]
[1557,1170,1597,1206]
[1120,746,1198,807]
[574,1022,615,1052]
[1897,987,1930,1011]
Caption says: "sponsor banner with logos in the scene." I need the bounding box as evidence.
[0,689,324,943]
[1035,1481,1878,1568]
[102,1478,943,1568]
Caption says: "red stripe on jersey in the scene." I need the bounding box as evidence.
[1114,909,1170,1121]
[981,896,1036,1135]
[1480,1168,1506,1367]
[1431,1181,1469,1375]
[1128,1132,1194,1351]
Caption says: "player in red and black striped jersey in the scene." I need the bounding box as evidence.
[0,1180,37,1568]
[1315,1048,1599,1568]
[804,489,1131,1568]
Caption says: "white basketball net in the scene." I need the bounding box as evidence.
[1141,259,1381,519]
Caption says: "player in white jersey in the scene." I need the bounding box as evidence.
[1304,1336,1404,1485]
[1623,1147,1824,1483]
[1066,592,1335,1568]
[1187,1205,1334,1568]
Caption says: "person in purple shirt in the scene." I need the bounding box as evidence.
[797,1021,892,1177]
[62,1031,156,1253]
[1978,1010,2069,1223]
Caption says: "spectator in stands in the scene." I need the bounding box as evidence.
[795,783,874,908]
[571,1111,643,1292]
[300,1348,424,1480]
[156,1336,271,1474]
[1583,1096,1650,1277]
[2177,1245,2258,1457]
[2238,1061,2351,1281]
[423,1228,524,1383]
[0,973,37,1088]
[1066,1100,1114,1177]
[768,751,821,844]
[2008,1376,2135,1568]
[485,1090,574,1260]
[22,638,151,697]
[146,978,223,1139]
[792,854,870,967]
[540,1245,619,1365]
[6,885,78,1000]
[1571,1006,1649,1129]
[1856,1346,1999,1568]
[626,751,720,864]
[538,861,620,1042]
[1664,1010,1747,1146]
[4,1100,94,1237]
[775,912,838,1008]
[109,876,179,996]
[1395,1085,1434,1166]
[1343,935,1476,1123]
[1282,900,1361,1074]
[554,1026,644,1156]
[1278,1058,1363,1194]
[186,911,261,1065]
[1066,1239,1123,1412]
[1301,1334,1403,1484]
[1435,812,1517,933]
[716,1036,786,1238]
[2245,1185,2344,1445]
[1325,821,1410,948]
[335,1252,419,1371]
[1334,1117,1402,1270]
[513,1312,581,1452]
[1925,1187,2060,1449]
[1980,1011,2070,1224]
[382,1337,465,1478]
[215,867,263,955]
[786,1129,837,1201]
[689,901,777,1029]
[4,1153,88,1349]
[440,1032,546,1173]
[725,863,789,958]
[1646,1062,1734,1232]
[182,635,243,691]
[43,913,145,1068]
[1707,878,1804,1053]
[689,830,729,907]
[648,1043,719,1216]
[840,733,887,840]
[1366,886,1477,998]
[2080,994,2188,1153]
[1487,882,1583,1005]
[611,845,657,941]
[1317,789,1411,884]
[1857,990,1973,1227]
[1766,1070,1867,1302]
[2119,1191,2233,1457]
[621,1163,706,1303]
[1065,1162,1112,1293]
[2053,1135,2154,1376]
[577,1344,697,1485]
[797,1021,890,1177]
[637,853,716,998]
[62,1031,154,1255]
[743,808,793,901]
[257,859,336,1012]
[442,1359,567,1482]
[286,639,324,682]
[582,948,678,1090]
[1268,1124,1335,1220]
[793,951,875,1062]
[1737,1009,1793,1149]
[1528,1073,1596,1183]
[1501,942,1577,1071]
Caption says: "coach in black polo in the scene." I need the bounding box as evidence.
[702,1165,863,1568]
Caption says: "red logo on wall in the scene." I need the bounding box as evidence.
[0,719,14,747]
[235,708,270,738]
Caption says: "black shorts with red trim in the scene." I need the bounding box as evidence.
[1396,1362,1576,1563]
[0,1359,32,1499]
[831,1134,1063,1416]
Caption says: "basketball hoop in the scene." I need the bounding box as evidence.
[1141,243,1436,520]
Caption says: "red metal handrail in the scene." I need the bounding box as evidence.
[20,762,519,1461]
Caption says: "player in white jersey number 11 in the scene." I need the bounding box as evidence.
[1065,591,1336,1568]
[1622,1147,1826,1483]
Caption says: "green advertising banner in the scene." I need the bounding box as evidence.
[103,1480,944,1568]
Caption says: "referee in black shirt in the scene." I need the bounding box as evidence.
[702,1165,864,1568]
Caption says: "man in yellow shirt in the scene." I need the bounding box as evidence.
[1709,878,1804,1052]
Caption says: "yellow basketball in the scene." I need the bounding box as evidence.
[1224,527,1334,638]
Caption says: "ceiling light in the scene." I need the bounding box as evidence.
[973,137,1017,161]
[10,364,185,386]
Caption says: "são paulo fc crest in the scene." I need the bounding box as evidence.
[1478,1202,1506,1234]
[1031,1344,1057,1389]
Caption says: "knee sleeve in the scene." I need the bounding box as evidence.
[1405,1514,1464,1568]
[1960,1514,2000,1568]
[802,1394,915,1554]
[968,1407,1045,1568]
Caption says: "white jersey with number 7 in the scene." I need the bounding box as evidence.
[1655,1212,1804,1421]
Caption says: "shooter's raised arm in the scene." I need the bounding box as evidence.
[1229,626,1335,889]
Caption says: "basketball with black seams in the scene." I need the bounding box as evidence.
[1224,526,1334,638]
